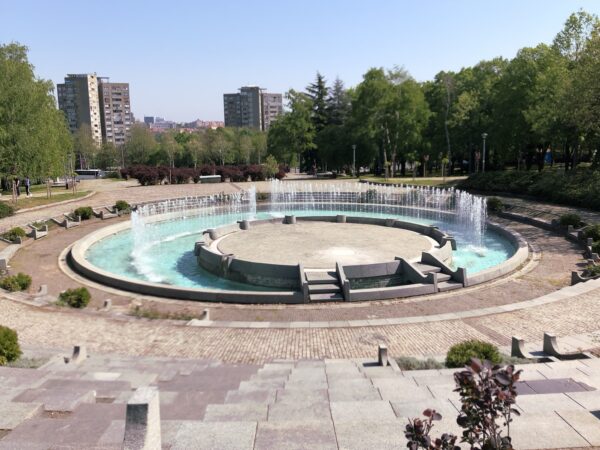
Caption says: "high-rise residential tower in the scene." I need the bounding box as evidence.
[57,73,103,147]
[223,86,283,131]
[98,78,133,147]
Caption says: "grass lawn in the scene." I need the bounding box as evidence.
[360,176,466,188]
[1,191,91,210]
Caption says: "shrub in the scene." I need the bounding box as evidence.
[1,273,32,292]
[114,200,130,212]
[445,340,502,368]
[0,325,22,365]
[104,171,121,179]
[583,224,600,242]
[396,356,444,371]
[0,202,15,219]
[58,287,91,308]
[74,206,94,220]
[593,241,600,255]
[274,170,286,180]
[584,264,600,277]
[2,227,26,242]
[486,197,503,213]
[559,213,582,228]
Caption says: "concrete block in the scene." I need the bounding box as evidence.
[172,421,256,450]
[255,420,337,450]
[330,400,396,423]
[123,387,161,450]
[378,344,389,367]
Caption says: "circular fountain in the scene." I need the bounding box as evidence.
[69,181,528,303]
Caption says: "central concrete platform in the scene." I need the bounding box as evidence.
[216,221,434,269]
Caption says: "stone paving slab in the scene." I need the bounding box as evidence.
[267,400,331,422]
[172,421,257,450]
[328,385,382,402]
[203,403,268,422]
[275,388,329,403]
[516,393,586,414]
[556,410,600,446]
[334,419,408,450]
[510,411,591,449]
[13,387,96,412]
[0,401,43,429]
[255,420,338,450]
[331,400,397,423]
[225,389,277,405]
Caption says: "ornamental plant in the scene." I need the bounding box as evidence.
[0,325,21,365]
[405,409,459,449]
[2,227,26,242]
[74,206,94,220]
[558,213,582,228]
[0,202,15,218]
[486,197,503,213]
[445,340,502,368]
[583,224,600,242]
[453,359,521,449]
[114,200,131,212]
[0,273,31,292]
[58,287,91,308]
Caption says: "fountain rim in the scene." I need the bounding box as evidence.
[67,203,528,304]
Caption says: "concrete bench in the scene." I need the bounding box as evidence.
[199,175,221,184]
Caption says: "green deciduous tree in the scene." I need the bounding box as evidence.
[0,42,72,193]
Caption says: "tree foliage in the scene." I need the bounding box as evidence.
[0,42,71,180]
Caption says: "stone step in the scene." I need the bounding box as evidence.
[305,271,338,284]
[310,292,344,302]
[413,263,441,274]
[204,403,268,422]
[437,281,463,292]
[308,283,341,294]
[436,273,452,282]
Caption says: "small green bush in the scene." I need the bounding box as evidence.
[0,273,31,292]
[2,227,26,242]
[584,264,600,277]
[0,325,22,365]
[593,241,600,255]
[559,213,582,228]
[114,200,130,212]
[445,340,502,368]
[73,206,94,220]
[395,356,444,370]
[0,202,15,219]
[58,287,91,308]
[486,197,503,213]
[583,224,600,242]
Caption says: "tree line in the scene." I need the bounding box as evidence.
[267,10,600,177]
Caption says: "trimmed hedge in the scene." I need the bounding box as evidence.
[458,168,600,211]
[445,340,502,368]
[58,287,91,308]
[0,325,21,365]
[122,164,276,186]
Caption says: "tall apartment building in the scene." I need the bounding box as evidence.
[98,78,133,146]
[57,73,103,147]
[223,86,283,131]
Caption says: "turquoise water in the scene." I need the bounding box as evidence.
[85,209,516,290]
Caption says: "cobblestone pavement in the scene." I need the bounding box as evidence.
[1,283,600,364]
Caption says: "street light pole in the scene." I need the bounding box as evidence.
[352,144,356,177]
[481,132,488,173]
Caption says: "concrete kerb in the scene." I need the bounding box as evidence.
[14,190,97,215]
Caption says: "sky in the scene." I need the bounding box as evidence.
[2,0,600,122]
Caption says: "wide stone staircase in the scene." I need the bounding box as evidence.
[1,352,600,449]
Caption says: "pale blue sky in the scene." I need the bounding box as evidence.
[2,0,599,122]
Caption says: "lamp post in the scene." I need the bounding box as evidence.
[482,132,488,173]
[352,144,356,177]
